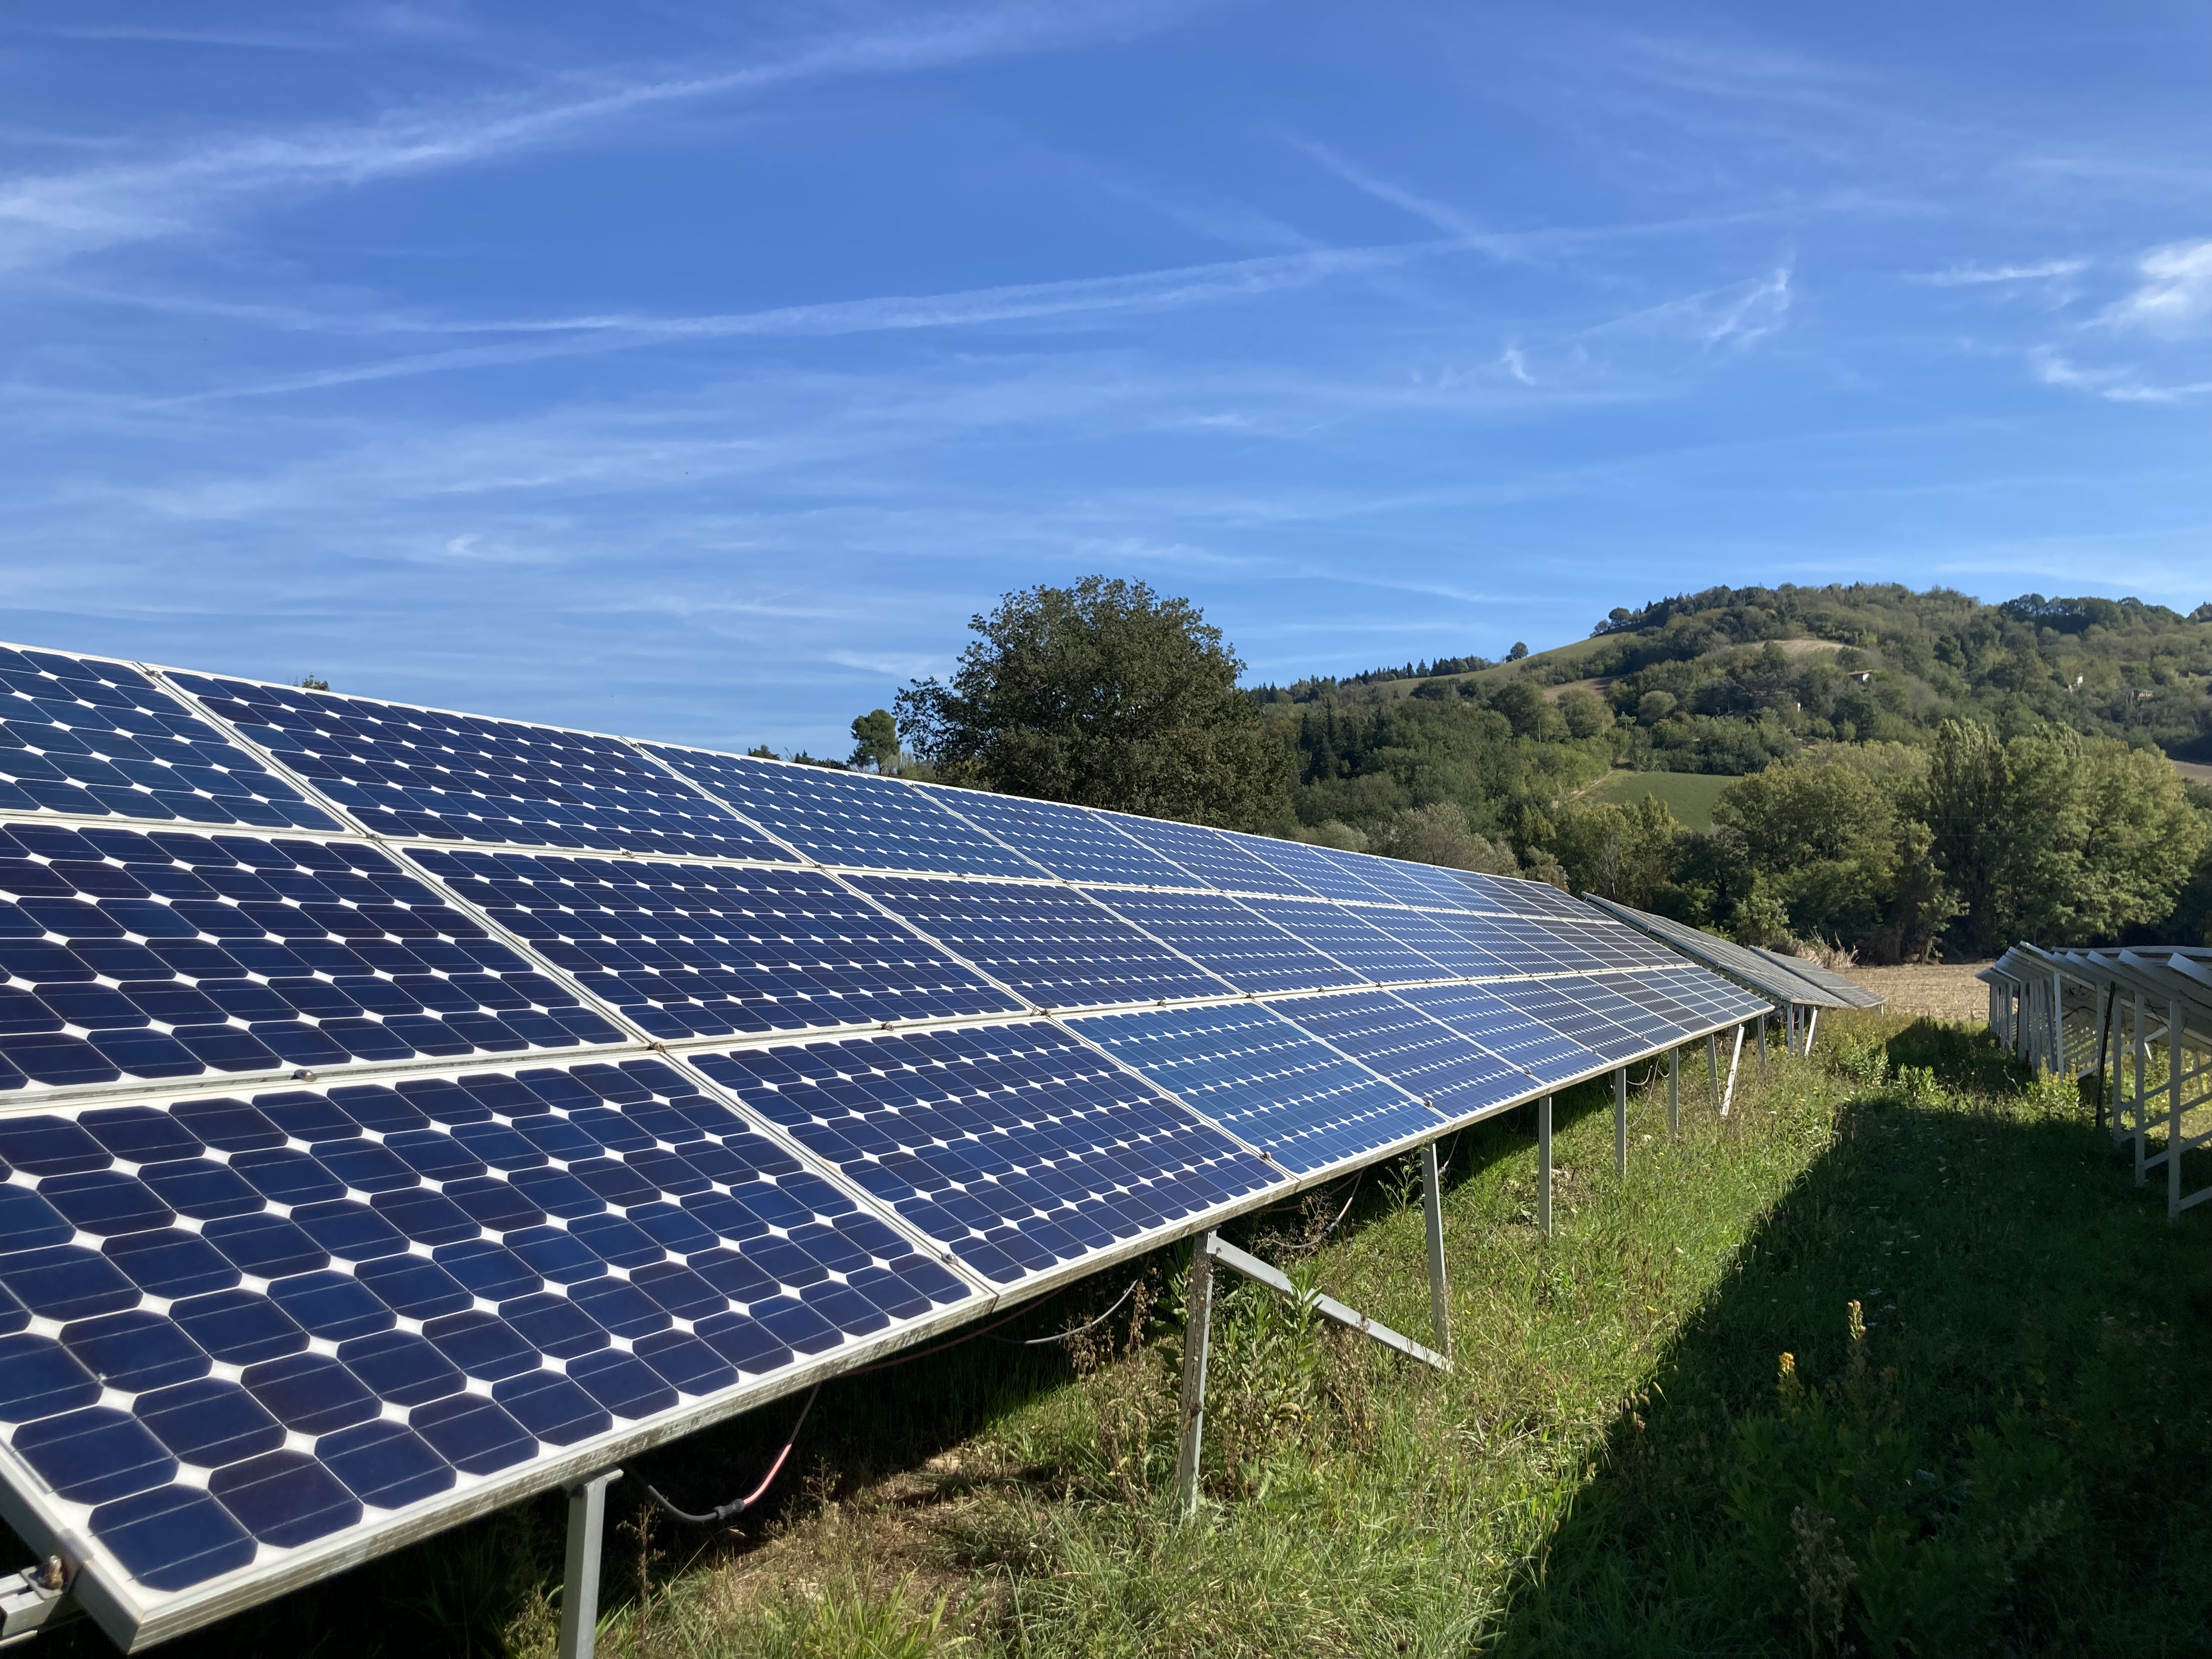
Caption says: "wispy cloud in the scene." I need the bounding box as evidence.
[2099,239,2212,335]
[0,2,1191,272]
[2033,347,2212,404]
[1912,258,2086,286]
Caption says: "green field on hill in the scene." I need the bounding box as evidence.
[1586,768,1733,830]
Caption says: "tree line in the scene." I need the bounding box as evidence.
[804,577,2212,962]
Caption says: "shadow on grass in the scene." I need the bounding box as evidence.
[8,1101,1562,1659]
[1493,1020,2212,1657]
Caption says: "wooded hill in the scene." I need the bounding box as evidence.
[1244,584,2212,958]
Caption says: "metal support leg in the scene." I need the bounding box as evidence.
[1721,1024,1744,1116]
[1756,1012,1767,1079]
[1668,1044,1680,1137]
[1706,1032,1720,1107]
[558,1469,622,1659]
[1614,1066,1627,1178]
[1801,1010,1818,1062]
[2171,1002,2186,1224]
[1173,1234,1216,1517]
[2135,994,2149,1184]
[1421,1140,1450,1362]
[1537,1095,1553,1237]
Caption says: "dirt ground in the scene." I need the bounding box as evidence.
[1846,961,1994,1023]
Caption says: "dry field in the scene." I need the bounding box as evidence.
[1847,961,1993,1022]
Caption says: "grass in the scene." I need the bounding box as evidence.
[1586,769,1733,830]
[24,1014,2212,1656]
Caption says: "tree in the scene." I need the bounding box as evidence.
[848,709,899,772]
[1368,801,1517,873]
[1507,641,1529,662]
[895,575,1291,827]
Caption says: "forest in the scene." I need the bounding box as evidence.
[863,580,2212,963]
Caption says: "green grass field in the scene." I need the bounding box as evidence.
[1587,768,1734,830]
[36,1015,2212,1657]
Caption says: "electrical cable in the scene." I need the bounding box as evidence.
[988,1274,1144,1345]
[644,1382,821,1526]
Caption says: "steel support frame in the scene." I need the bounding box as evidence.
[1537,1094,1553,1237]
[1172,1228,1449,1515]
[557,1469,623,1659]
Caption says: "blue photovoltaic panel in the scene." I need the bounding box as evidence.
[1429,912,1570,975]
[1221,833,1395,905]
[0,823,620,1093]
[1106,816,1318,898]
[1551,976,1691,1047]
[1393,983,1595,1085]
[1272,990,1526,1122]
[0,647,334,834]
[1553,917,1676,970]
[688,1022,1277,1286]
[1235,898,1447,984]
[1341,854,1469,910]
[1356,907,1507,978]
[168,677,784,862]
[918,787,1204,889]
[1504,918,1611,974]
[1460,872,1587,921]
[1070,1002,1438,1175]
[1587,971,1713,1037]
[1080,888,1362,995]
[409,849,1022,1039]
[1482,979,1647,1064]
[1637,965,1769,1024]
[850,877,1231,1010]
[0,1058,970,1601]
[642,749,1036,878]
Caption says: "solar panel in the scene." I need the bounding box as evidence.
[0,822,621,1093]
[1424,912,1562,975]
[1079,888,1363,995]
[916,787,1204,889]
[1220,833,1395,905]
[641,749,1036,878]
[1392,983,1595,1085]
[1106,816,1318,898]
[168,677,782,862]
[1237,898,1448,984]
[0,1056,972,1616]
[0,636,1796,1652]
[0,646,335,834]
[1748,946,1886,1009]
[1069,1002,1438,1175]
[1481,979,1649,1064]
[687,1022,1277,1285]
[850,877,1231,1011]
[1270,990,1526,1123]
[409,850,1023,1038]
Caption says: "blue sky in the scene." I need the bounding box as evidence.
[2,2,2208,752]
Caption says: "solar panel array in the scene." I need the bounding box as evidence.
[1578,894,1885,1012]
[0,643,1768,1651]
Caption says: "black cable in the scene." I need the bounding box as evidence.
[988,1274,1144,1345]
[645,1382,820,1526]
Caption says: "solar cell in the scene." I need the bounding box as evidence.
[1481,979,1648,1064]
[642,749,1037,877]
[1234,897,1448,984]
[687,1022,1277,1285]
[850,877,1231,1010]
[1429,913,1571,975]
[1585,970,1711,1036]
[1392,983,1594,1084]
[917,787,1204,888]
[1355,907,1506,978]
[0,823,620,1092]
[1079,888,1362,994]
[166,677,782,862]
[1338,854,1469,910]
[1069,1002,1438,1174]
[1220,832,1395,904]
[410,849,1023,1039]
[1271,990,1525,1122]
[0,647,333,834]
[0,1057,972,1609]
[1545,975,1689,1047]
[1105,816,1318,898]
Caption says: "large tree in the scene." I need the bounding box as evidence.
[895,576,1290,827]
